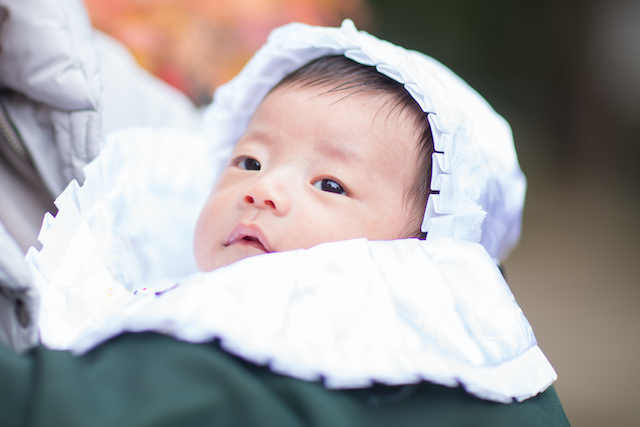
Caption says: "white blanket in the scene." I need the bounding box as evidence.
[26,129,556,403]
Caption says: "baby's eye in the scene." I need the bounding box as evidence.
[236,157,261,171]
[313,178,346,195]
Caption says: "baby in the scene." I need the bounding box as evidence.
[27,20,559,407]
[194,55,433,271]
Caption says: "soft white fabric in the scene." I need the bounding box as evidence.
[26,130,556,403]
[203,20,526,262]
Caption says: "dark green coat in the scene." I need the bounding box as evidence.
[1,332,569,426]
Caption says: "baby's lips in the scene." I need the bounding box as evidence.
[225,223,272,253]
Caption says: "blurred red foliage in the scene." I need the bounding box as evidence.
[84,0,373,104]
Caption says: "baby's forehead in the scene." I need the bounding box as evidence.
[252,83,423,146]
[265,82,423,133]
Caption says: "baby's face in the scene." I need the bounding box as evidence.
[194,84,421,271]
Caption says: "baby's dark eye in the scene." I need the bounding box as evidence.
[313,178,346,195]
[236,157,261,171]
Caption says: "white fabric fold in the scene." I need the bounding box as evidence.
[26,130,556,403]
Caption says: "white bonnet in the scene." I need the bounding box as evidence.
[203,20,526,262]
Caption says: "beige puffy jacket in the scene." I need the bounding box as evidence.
[0,0,200,353]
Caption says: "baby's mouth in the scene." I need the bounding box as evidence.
[239,235,267,252]
[224,224,271,253]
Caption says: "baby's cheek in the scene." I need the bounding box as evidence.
[193,228,209,270]
[193,205,217,263]
[312,218,364,246]
[276,221,333,251]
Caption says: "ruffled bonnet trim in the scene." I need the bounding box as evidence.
[26,129,556,403]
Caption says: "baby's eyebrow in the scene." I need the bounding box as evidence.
[238,130,270,144]
[318,140,359,164]
[241,130,359,164]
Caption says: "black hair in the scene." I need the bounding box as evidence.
[272,55,433,238]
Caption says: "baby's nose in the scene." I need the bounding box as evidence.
[242,175,291,215]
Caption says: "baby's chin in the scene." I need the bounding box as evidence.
[196,241,272,272]
[197,235,421,272]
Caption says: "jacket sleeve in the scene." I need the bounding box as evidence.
[0,0,200,196]
[0,332,570,427]
[0,223,39,354]
[0,0,102,192]
[0,0,101,356]
[0,0,201,353]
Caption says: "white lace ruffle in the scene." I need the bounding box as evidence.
[202,20,527,262]
[26,130,555,403]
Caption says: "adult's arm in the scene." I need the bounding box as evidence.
[0,0,200,250]
[0,0,200,352]
[0,223,39,354]
[0,332,569,427]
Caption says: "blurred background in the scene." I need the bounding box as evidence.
[83,0,640,425]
